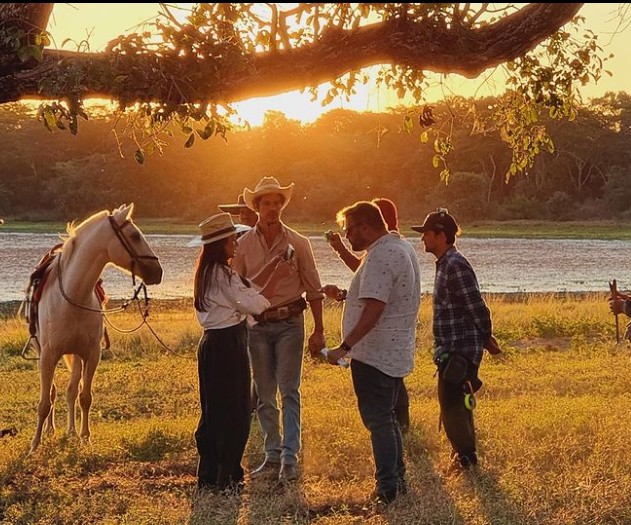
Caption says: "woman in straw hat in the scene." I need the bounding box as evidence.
[192,212,292,494]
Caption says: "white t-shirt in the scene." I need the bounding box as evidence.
[196,266,271,330]
[342,233,421,377]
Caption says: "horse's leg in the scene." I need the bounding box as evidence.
[66,354,82,437]
[43,380,57,435]
[31,351,57,452]
[78,351,100,443]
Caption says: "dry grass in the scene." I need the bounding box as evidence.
[1,294,630,524]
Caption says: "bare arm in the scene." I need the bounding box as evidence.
[307,298,325,354]
[328,232,361,272]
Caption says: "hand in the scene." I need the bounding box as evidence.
[328,232,345,253]
[610,297,626,316]
[484,334,502,355]
[319,284,344,301]
[326,345,347,365]
[308,330,326,358]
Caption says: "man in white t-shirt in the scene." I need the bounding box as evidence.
[320,201,421,504]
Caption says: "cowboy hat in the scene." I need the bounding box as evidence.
[186,213,252,247]
[218,194,249,214]
[243,176,294,211]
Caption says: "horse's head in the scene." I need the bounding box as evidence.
[108,204,163,285]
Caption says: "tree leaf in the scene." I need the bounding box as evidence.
[184,133,195,148]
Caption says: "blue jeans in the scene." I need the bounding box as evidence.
[248,315,304,466]
[351,359,405,496]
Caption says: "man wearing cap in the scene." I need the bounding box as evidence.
[231,176,325,483]
[412,208,500,471]
[218,194,259,228]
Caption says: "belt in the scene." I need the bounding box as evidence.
[254,297,307,324]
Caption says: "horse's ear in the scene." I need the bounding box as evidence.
[112,203,134,222]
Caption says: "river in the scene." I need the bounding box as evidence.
[1,233,630,303]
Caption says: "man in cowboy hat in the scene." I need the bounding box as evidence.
[232,176,325,484]
[218,194,258,228]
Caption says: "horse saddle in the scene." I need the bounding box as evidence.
[23,243,107,337]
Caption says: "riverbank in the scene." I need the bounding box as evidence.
[3,219,631,239]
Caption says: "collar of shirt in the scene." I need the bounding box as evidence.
[254,221,288,248]
[365,231,391,252]
[436,245,457,267]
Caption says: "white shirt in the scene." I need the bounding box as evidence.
[342,233,421,377]
[196,266,271,330]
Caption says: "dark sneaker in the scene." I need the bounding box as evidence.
[278,463,300,483]
[446,451,478,475]
[458,452,478,468]
[369,488,398,505]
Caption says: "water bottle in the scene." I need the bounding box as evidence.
[321,347,349,368]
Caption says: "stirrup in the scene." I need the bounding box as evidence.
[21,336,40,360]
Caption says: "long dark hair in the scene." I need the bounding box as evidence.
[194,237,231,312]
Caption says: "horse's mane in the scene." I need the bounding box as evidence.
[62,210,109,259]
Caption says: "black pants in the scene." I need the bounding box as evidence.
[195,321,251,490]
[393,380,410,429]
[437,357,479,458]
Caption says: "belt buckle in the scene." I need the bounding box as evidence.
[277,306,289,319]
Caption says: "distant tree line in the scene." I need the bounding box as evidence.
[1,91,630,223]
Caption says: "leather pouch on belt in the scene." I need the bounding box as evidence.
[442,354,468,385]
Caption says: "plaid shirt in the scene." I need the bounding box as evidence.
[433,246,491,366]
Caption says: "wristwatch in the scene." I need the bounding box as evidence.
[340,341,352,352]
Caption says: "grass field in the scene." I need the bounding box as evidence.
[4,219,631,239]
[1,294,631,524]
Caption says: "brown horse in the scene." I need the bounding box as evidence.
[29,204,163,452]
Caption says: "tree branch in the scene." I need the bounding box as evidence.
[0,3,584,105]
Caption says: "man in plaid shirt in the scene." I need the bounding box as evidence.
[413,208,500,470]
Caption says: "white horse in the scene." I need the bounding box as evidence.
[30,203,163,452]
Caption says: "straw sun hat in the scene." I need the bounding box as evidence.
[186,213,251,247]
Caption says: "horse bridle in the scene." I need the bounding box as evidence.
[107,214,159,286]
[55,214,159,313]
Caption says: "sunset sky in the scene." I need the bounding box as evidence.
[46,4,630,125]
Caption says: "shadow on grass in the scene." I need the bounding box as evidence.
[462,466,532,525]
